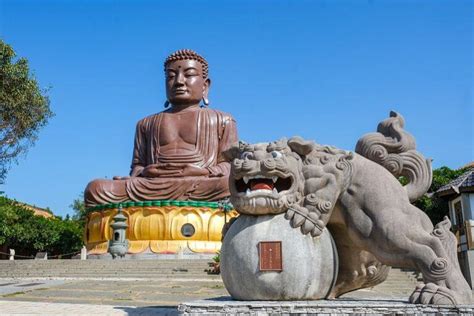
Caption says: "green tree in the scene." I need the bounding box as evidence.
[70,193,87,224]
[50,219,83,257]
[0,196,83,257]
[0,39,53,183]
[413,166,468,224]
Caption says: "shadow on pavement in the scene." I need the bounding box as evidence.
[115,306,178,316]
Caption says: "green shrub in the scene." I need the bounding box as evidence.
[0,196,83,257]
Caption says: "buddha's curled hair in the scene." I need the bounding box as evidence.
[164,49,209,78]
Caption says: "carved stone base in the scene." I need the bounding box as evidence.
[178,298,474,315]
[85,201,238,255]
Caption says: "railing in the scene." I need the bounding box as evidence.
[0,246,87,260]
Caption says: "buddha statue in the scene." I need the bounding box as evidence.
[84,49,238,207]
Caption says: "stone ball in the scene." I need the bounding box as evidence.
[221,213,338,300]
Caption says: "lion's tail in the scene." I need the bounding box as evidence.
[355,111,432,203]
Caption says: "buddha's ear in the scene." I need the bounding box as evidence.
[203,78,211,97]
[223,141,244,161]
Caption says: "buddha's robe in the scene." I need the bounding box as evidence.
[84,107,237,207]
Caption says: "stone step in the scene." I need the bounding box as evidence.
[0,261,213,268]
[0,259,219,279]
[370,268,420,293]
[383,278,417,283]
[0,269,211,275]
[0,262,419,291]
[0,269,212,273]
[379,280,416,285]
[0,269,215,274]
[0,267,206,270]
[0,274,222,280]
[0,262,211,266]
[0,259,212,263]
[0,271,215,275]
[0,271,217,276]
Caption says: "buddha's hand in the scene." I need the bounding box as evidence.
[140,164,209,177]
[113,176,131,180]
[141,164,174,177]
[180,164,210,177]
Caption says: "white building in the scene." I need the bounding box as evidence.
[437,168,474,287]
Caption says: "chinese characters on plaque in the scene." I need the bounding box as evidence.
[259,241,282,272]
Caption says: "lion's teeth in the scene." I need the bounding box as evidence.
[246,188,251,195]
[272,176,278,183]
[273,188,278,194]
[243,176,249,184]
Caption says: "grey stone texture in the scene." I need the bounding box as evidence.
[221,213,337,300]
[224,111,473,305]
[108,206,129,259]
[178,298,474,315]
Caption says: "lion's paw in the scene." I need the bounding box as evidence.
[409,283,457,305]
[285,205,325,237]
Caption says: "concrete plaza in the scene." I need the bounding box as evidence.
[0,259,424,315]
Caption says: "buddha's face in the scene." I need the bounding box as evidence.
[165,59,210,107]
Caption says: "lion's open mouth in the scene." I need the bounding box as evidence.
[235,175,293,194]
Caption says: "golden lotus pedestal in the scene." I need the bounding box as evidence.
[85,200,237,257]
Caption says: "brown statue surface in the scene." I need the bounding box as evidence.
[85,50,237,207]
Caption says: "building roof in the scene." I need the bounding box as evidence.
[461,161,474,170]
[437,169,474,197]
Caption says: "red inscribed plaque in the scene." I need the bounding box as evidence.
[259,241,282,272]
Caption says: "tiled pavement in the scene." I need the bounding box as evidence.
[0,277,416,315]
[0,264,422,315]
[0,300,177,315]
[0,279,227,305]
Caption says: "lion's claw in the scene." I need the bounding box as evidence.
[409,284,423,303]
[301,220,314,235]
[310,223,324,237]
[284,208,294,220]
[409,283,457,305]
[291,213,305,228]
[286,205,326,237]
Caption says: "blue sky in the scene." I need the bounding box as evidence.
[1,0,472,217]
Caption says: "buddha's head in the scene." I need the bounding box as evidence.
[164,49,210,108]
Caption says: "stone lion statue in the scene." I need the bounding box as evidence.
[225,111,472,305]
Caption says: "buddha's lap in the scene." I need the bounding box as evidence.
[85,175,228,197]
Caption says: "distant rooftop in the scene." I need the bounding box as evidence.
[15,202,54,219]
[461,161,474,170]
[437,167,474,197]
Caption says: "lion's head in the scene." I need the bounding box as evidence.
[226,137,315,215]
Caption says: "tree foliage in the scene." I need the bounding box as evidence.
[413,166,468,224]
[0,196,83,257]
[0,39,53,182]
[70,193,87,224]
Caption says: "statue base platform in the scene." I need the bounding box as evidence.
[84,200,237,257]
[178,297,474,315]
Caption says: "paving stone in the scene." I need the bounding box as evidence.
[0,261,454,314]
[0,300,177,315]
[0,280,66,296]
